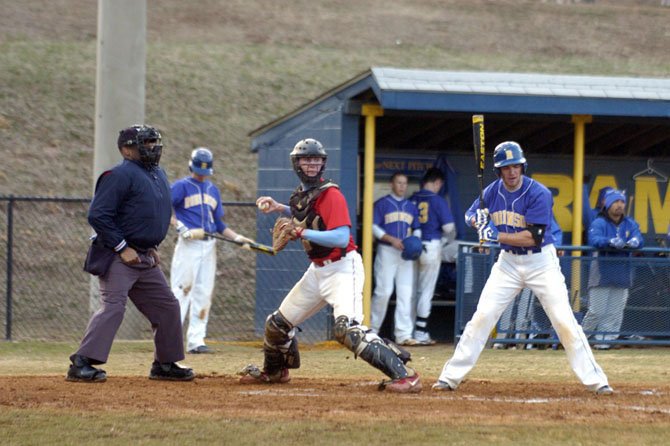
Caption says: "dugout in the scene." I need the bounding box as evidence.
[249,67,670,343]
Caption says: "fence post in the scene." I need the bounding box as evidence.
[5,196,14,341]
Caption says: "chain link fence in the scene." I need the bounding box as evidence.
[455,243,670,348]
[0,196,262,343]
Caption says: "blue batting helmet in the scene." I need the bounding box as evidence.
[189,147,214,176]
[401,236,423,261]
[493,141,527,175]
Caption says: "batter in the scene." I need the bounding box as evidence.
[432,141,613,395]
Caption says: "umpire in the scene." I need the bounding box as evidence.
[67,125,194,383]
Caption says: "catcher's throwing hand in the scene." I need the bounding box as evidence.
[256,196,282,214]
[272,217,303,252]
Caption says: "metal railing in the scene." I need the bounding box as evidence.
[455,242,670,347]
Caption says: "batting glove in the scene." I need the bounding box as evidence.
[625,237,640,249]
[182,228,206,240]
[478,221,499,243]
[475,208,490,229]
[609,237,626,249]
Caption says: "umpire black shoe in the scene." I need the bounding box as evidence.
[149,361,195,381]
[66,354,107,383]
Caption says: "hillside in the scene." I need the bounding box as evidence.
[1,0,669,198]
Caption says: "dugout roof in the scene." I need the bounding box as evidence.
[250,67,670,158]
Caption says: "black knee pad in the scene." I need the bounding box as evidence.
[263,311,300,373]
[333,315,349,344]
[265,311,292,345]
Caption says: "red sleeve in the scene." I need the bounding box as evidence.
[314,187,351,229]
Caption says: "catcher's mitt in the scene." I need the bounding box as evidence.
[272,217,299,252]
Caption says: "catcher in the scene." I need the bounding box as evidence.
[239,138,422,393]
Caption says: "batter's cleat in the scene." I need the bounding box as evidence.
[66,354,107,383]
[187,345,212,354]
[397,338,418,346]
[380,372,422,394]
[595,385,614,395]
[149,361,195,381]
[238,364,290,384]
[431,380,455,391]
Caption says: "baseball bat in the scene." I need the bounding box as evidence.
[205,232,276,255]
[472,114,486,209]
[472,115,486,245]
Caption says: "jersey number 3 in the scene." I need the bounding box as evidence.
[418,202,429,224]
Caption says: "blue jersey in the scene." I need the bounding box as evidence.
[466,176,556,251]
[373,194,420,243]
[171,176,226,234]
[588,214,643,288]
[410,189,454,241]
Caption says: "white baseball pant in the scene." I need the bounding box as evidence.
[278,251,365,328]
[438,245,609,391]
[170,237,216,351]
[415,239,442,319]
[369,244,415,343]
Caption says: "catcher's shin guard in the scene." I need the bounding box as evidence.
[334,316,410,380]
[263,311,300,374]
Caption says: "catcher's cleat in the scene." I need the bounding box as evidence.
[66,354,107,383]
[149,361,195,381]
[595,385,614,395]
[431,380,456,391]
[238,364,290,384]
[379,372,422,394]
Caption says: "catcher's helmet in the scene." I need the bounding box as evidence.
[290,138,327,185]
[117,125,163,168]
[493,141,527,175]
[189,147,214,176]
[401,236,423,261]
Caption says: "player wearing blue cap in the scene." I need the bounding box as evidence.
[370,172,421,346]
[433,141,612,395]
[584,189,643,350]
[170,148,253,354]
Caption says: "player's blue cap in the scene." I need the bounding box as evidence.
[401,236,423,260]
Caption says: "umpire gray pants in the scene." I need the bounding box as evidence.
[76,255,185,365]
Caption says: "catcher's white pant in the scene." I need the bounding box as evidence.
[582,287,629,346]
[415,239,442,320]
[438,245,610,391]
[369,244,415,343]
[170,237,216,351]
[278,251,365,328]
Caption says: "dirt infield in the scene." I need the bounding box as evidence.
[2,375,669,425]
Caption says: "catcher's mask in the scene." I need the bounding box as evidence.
[290,138,327,186]
[493,141,526,176]
[189,147,214,176]
[117,125,163,168]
